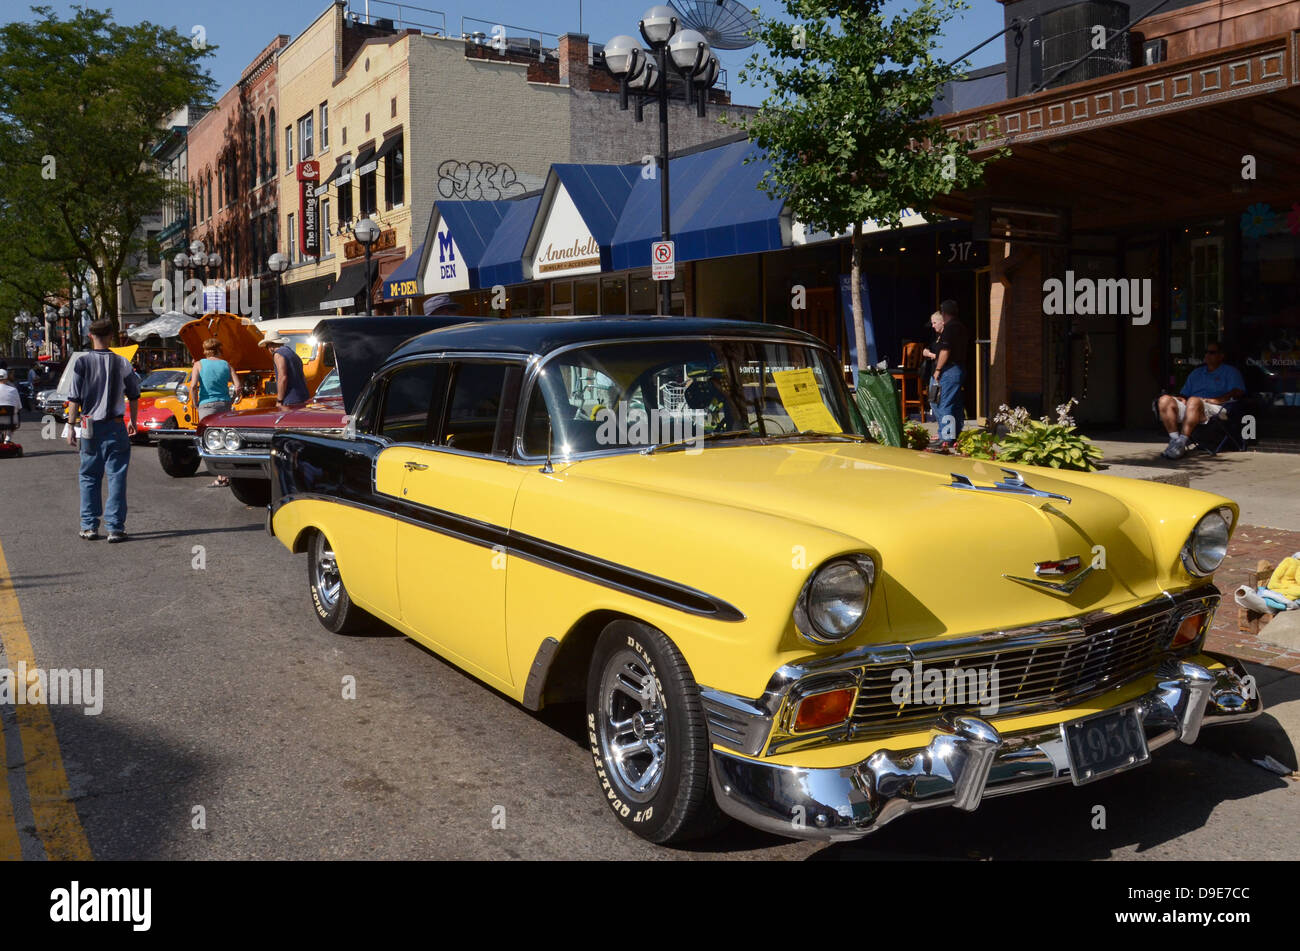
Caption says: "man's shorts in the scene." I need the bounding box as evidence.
[1173,396,1227,423]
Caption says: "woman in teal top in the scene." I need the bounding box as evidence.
[188,337,240,486]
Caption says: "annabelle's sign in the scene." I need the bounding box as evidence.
[536,237,600,275]
[297,160,320,257]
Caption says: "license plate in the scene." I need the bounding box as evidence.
[1061,706,1149,785]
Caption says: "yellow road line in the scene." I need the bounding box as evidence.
[0,540,93,861]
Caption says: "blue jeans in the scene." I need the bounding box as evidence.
[79,419,131,532]
[934,365,965,441]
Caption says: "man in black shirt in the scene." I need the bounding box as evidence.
[931,299,968,447]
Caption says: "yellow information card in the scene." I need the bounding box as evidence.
[294,343,313,360]
[772,368,841,434]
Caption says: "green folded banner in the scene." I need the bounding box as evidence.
[855,368,903,448]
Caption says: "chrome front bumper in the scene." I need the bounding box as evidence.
[710,656,1262,842]
[199,449,271,478]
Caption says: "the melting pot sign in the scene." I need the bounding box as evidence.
[297,160,320,257]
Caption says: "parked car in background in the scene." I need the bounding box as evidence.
[267,316,1261,845]
[152,314,331,478]
[197,316,471,507]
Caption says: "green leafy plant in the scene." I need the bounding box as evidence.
[994,420,1102,471]
[902,420,930,450]
[956,428,997,460]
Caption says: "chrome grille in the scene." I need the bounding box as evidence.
[849,602,1185,735]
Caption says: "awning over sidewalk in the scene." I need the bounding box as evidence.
[320,262,373,310]
[381,243,424,301]
[610,138,787,269]
[478,195,542,288]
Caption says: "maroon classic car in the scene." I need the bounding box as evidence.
[195,316,472,506]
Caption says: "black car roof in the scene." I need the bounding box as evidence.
[386,316,823,362]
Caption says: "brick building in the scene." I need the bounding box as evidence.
[186,35,289,318]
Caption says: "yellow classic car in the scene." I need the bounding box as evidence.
[267,317,1261,845]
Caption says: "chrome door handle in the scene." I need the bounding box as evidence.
[404,461,428,471]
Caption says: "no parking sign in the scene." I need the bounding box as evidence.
[651,240,675,281]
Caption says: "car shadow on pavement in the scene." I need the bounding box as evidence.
[1,571,81,590]
[126,524,266,541]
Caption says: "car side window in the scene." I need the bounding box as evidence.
[440,362,509,456]
[352,382,380,435]
[379,362,447,443]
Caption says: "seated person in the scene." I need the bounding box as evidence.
[1156,341,1245,459]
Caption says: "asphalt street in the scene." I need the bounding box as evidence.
[0,411,1297,860]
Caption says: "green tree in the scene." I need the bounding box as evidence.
[0,5,214,333]
[740,0,998,369]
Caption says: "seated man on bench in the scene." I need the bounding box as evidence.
[1156,341,1245,459]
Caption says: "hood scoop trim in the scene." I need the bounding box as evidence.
[948,468,1072,504]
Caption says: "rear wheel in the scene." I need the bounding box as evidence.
[586,619,727,844]
[228,478,271,507]
[307,530,375,634]
[157,441,200,477]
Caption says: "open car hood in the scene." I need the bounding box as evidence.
[178,313,274,370]
[314,316,477,413]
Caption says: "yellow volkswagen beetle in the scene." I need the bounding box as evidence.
[267,317,1260,845]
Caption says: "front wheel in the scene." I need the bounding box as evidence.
[586,620,726,845]
[157,441,200,477]
[307,530,376,634]
[228,478,271,507]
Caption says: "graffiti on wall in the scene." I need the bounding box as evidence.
[436,160,533,200]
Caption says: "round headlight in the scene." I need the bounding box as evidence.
[176,384,190,405]
[795,556,876,644]
[223,430,241,452]
[1182,507,1233,576]
[203,428,224,452]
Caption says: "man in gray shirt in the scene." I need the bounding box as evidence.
[66,319,140,542]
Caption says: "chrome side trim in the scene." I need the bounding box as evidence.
[522,637,560,711]
[709,657,1262,842]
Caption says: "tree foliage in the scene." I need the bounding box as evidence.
[739,0,1000,367]
[0,5,215,333]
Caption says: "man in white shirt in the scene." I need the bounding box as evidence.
[0,369,22,429]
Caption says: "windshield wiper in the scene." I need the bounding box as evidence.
[640,429,756,455]
[761,430,870,443]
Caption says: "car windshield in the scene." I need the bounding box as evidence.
[314,369,341,399]
[140,369,186,389]
[522,338,863,457]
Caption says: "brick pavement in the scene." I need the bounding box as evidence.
[1205,524,1300,672]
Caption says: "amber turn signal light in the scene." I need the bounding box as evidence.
[1172,611,1208,647]
[793,688,856,732]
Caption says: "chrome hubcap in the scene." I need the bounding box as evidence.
[599,649,667,803]
[313,535,341,610]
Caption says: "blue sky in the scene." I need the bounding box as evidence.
[23,0,1007,105]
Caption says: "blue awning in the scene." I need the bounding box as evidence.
[381,243,424,300]
[609,139,786,270]
[524,164,640,274]
[478,195,542,288]
[431,200,516,289]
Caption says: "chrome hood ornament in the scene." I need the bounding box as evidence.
[949,468,1072,504]
[1005,555,1094,595]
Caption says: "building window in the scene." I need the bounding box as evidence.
[206,171,212,218]
[383,137,404,209]
[360,166,377,217]
[298,113,313,160]
[268,107,277,169]
[321,199,332,256]
[258,116,267,180]
[364,112,370,133]
[320,103,329,149]
[390,96,397,118]
[285,125,293,170]
[338,176,353,225]
[146,230,160,267]
[342,126,347,146]
[288,212,296,263]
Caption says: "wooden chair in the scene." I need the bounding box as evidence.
[891,342,925,421]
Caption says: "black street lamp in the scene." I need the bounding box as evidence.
[267,252,289,319]
[604,8,720,316]
[353,217,379,316]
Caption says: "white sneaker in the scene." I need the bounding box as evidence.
[1160,436,1179,459]
[1168,435,1189,459]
